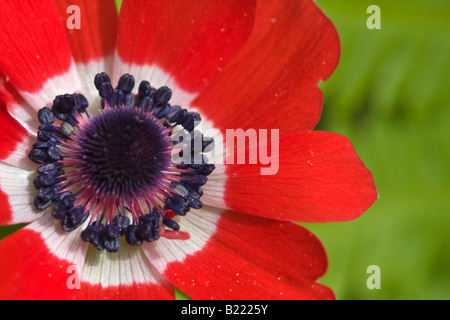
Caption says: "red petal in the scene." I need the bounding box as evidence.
[0,76,36,170]
[146,208,334,300]
[220,131,377,222]
[0,215,175,299]
[0,105,31,166]
[55,0,119,108]
[0,72,40,132]
[0,227,82,299]
[77,244,175,300]
[0,163,41,225]
[114,0,256,94]
[0,188,13,225]
[77,281,174,300]
[0,0,76,95]
[191,0,340,135]
[55,0,118,64]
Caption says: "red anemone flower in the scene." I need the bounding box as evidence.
[0,0,377,300]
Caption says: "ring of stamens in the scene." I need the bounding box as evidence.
[28,73,215,252]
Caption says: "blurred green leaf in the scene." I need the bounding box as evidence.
[310,0,450,299]
[115,0,122,12]
[0,224,25,240]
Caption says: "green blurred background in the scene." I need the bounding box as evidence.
[308,0,450,299]
[1,0,449,300]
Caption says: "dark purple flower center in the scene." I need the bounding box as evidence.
[28,73,215,252]
[68,106,172,199]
